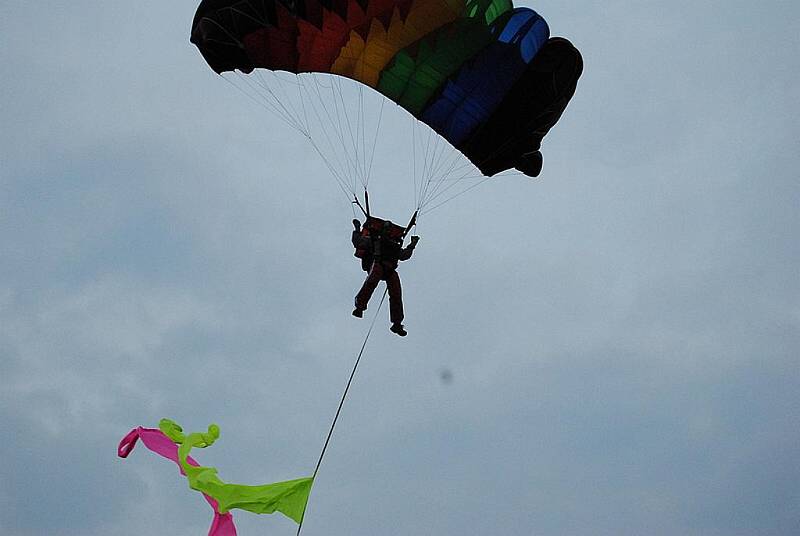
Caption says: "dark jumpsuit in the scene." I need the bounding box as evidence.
[353,230,415,324]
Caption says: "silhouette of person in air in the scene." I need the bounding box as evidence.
[351,218,419,336]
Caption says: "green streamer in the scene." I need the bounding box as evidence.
[159,419,314,524]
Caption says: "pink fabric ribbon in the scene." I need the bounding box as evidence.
[118,427,237,536]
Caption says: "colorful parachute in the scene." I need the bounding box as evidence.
[118,419,313,536]
[190,0,582,177]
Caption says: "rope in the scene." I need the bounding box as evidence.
[297,288,389,535]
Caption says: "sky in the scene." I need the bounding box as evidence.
[1,1,799,535]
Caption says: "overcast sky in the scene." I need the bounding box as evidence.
[2,1,799,535]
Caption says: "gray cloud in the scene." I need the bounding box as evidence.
[2,1,799,535]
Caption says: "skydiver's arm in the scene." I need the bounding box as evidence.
[399,236,420,261]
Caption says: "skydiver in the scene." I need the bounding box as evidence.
[351,218,420,336]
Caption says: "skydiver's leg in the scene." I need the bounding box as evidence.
[385,269,404,325]
[355,262,383,312]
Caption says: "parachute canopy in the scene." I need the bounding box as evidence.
[191,0,582,177]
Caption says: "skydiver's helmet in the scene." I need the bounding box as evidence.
[381,220,396,242]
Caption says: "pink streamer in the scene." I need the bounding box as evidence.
[118,427,237,536]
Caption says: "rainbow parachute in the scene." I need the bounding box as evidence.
[191,0,582,177]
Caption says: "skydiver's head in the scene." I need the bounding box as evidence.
[383,221,400,241]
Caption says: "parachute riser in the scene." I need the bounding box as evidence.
[402,210,418,241]
[352,195,368,218]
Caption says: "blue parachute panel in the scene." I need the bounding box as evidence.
[420,9,549,146]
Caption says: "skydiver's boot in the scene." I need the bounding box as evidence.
[352,308,364,318]
[390,323,407,337]
[516,150,543,177]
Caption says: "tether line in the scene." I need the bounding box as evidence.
[297,288,388,535]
